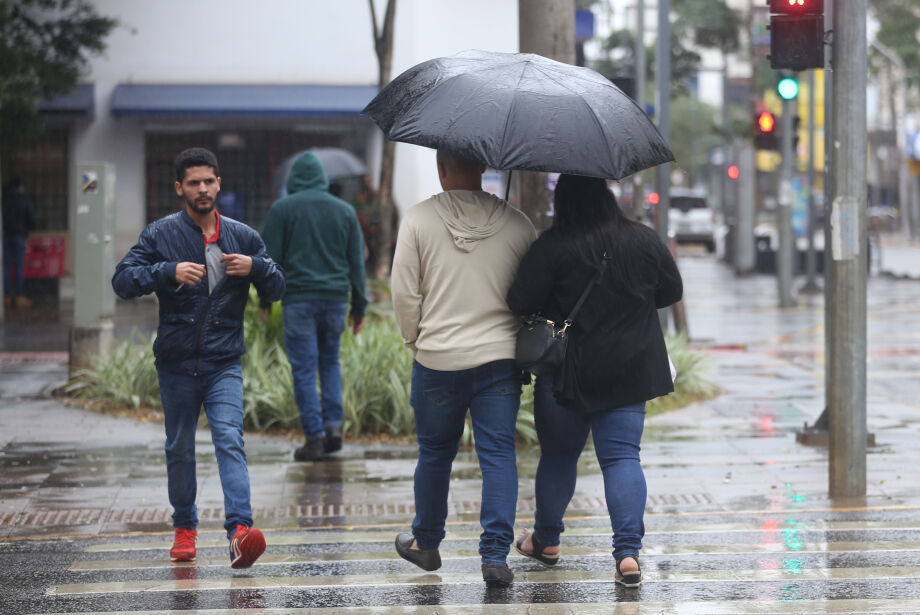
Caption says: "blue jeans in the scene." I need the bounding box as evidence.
[158,362,252,539]
[533,375,647,561]
[3,235,27,297]
[410,359,521,566]
[282,301,347,440]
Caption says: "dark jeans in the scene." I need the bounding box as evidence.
[158,362,252,539]
[282,300,347,440]
[533,375,647,561]
[3,235,27,297]
[410,359,521,566]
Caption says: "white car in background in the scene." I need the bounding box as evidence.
[668,189,716,253]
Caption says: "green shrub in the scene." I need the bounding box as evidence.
[67,288,715,444]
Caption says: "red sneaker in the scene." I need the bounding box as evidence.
[229,525,265,569]
[170,528,197,562]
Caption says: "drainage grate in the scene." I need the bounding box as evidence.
[0,494,714,528]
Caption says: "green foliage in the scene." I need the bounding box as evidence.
[64,333,159,411]
[647,333,719,415]
[67,289,716,443]
[870,0,920,87]
[0,0,117,141]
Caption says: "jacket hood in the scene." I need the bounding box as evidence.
[432,190,512,253]
[286,151,328,194]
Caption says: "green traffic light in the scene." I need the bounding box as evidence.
[778,78,799,99]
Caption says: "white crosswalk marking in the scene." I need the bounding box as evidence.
[25,513,920,613]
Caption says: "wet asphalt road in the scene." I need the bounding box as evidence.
[2,246,920,613]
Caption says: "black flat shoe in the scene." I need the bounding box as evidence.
[514,529,559,567]
[482,563,514,587]
[394,533,441,571]
[615,555,642,588]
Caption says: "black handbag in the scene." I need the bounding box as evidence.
[515,258,608,375]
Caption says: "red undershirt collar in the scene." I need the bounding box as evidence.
[204,210,221,245]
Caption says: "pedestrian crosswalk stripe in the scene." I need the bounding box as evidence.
[69,539,920,571]
[81,519,920,552]
[25,601,920,615]
[45,566,920,596]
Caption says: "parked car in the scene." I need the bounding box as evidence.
[668,190,716,252]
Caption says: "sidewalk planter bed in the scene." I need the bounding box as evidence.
[65,288,716,445]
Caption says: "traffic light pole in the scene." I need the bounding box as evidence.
[827,0,867,498]
[802,69,820,292]
[776,91,796,308]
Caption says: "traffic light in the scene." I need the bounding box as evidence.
[777,77,799,100]
[768,0,825,71]
[754,110,778,150]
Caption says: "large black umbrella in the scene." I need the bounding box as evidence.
[363,49,673,180]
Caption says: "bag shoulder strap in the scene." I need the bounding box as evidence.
[565,256,609,325]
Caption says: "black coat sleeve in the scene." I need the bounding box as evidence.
[506,235,557,316]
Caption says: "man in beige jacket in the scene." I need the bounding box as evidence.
[390,150,536,587]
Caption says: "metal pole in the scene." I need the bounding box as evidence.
[655,0,671,244]
[655,0,671,332]
[632,0,647,220]
[802,69,820,291]
[827,0,867,498]
[776,89,796,307]
[735,141,756,273]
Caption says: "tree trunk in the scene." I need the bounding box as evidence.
[0,154,5,322]
[518,0,575,231]
[370,0,397,280]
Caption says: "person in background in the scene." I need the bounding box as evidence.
[2,177,36,308]
[506,174,682,588]
[261,151,367,462]
[390,150,536,587]
[112,147,285,568]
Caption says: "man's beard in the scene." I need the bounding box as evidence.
[186,195,215,214]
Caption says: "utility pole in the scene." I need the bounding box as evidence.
[827,0,867,498]
[632,0,647,220]
[776,87,796,307]
[519,0,575,230]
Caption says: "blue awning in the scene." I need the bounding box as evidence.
[38,84,95,117]
[110,84,378,117]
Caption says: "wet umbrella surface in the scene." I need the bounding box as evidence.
[363,49,674,179]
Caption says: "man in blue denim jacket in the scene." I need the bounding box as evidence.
[112,148,285,568]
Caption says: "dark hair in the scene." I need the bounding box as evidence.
[552,174,660,296]
[175,148,219,182]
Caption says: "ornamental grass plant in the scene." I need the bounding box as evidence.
[66,289,716,444]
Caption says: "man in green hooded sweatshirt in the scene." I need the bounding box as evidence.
[261,151,368,461]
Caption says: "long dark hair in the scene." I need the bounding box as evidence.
[552,174,660,296]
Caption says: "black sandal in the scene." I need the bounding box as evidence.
[615,555,642,587]
[514,529,559,567]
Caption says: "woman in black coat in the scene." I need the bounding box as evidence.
[506,174,682,587]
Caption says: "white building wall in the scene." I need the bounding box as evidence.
[76,0,517,256]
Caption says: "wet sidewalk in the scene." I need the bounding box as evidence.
[2,249,920,535]
[3,250,920,613]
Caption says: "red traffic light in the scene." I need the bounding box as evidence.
[768,0,823,14]
[727,165,740,180]
[758,111,775,133]
[647,192,660,205]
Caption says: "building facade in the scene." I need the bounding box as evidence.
[8,0,518,268]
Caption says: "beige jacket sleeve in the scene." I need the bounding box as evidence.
[390,214,421,352]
